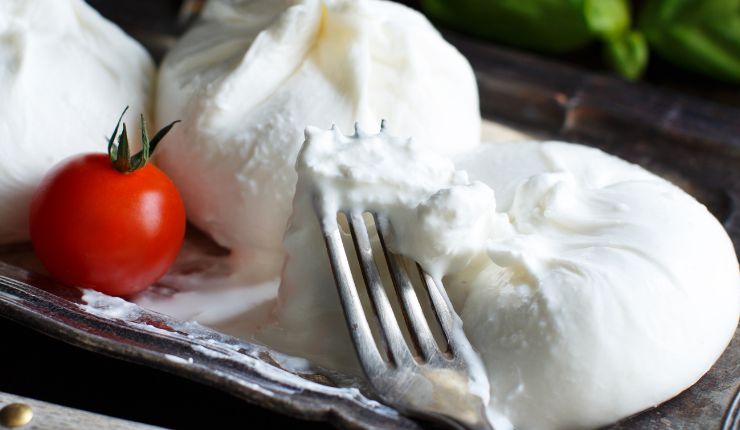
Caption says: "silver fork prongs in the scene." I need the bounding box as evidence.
[316,201,493,430]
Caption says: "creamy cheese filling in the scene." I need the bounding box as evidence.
[262,125,740,430]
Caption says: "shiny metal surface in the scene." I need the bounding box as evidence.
[0,402,33,428]
[317,206,492,430]
[724,388,740,430]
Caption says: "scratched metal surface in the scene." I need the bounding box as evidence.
[1,2,739,429]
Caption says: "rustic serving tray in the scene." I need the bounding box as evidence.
[1,3,739,429]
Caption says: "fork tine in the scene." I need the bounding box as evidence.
[348,212,415,367]
[317,202,492,429]
[417,265,458,355]
[318,209,386,373]
[375,215,442,363]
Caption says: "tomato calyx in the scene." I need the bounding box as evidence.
[107,106,181,174]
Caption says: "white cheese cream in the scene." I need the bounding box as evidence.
[258,125,740,429]
[154,0,480,274]
[136,126,739,428]
[137,0,738,426]
[0,0,154,244]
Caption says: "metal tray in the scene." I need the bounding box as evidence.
[1,5,739,429]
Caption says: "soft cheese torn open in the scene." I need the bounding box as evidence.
[262,124,740,430]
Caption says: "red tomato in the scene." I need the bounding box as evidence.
[29,153,186,296]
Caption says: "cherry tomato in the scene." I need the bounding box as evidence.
[29,109,185,296]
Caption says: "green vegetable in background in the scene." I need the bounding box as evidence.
[421,0,649,79]
[639,0,740,83]
[583,0,630,39]
[605,31,649,80]
[422,0,593,53]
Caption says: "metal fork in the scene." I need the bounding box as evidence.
[315,201,493,430]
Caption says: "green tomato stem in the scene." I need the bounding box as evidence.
[107,106,180,174]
